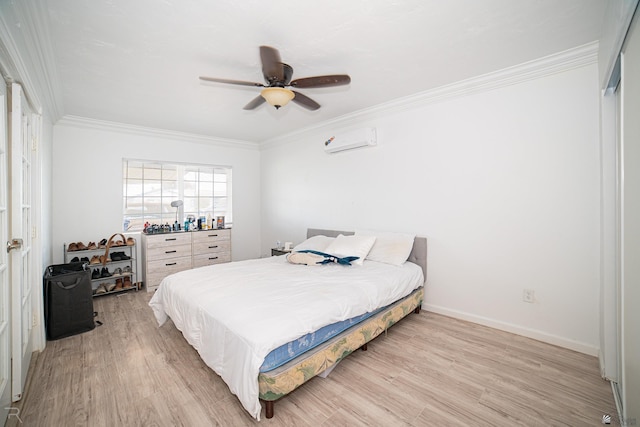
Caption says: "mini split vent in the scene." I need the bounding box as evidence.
[323,128,377,153]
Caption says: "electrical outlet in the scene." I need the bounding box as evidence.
[523,289,535,303]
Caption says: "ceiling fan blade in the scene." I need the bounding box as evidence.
[260,46,284,83]
[199,76,264,87]
[282,63,293,85]
[291,91,320,110]
[290,74,351,88]
[243,95,266,110]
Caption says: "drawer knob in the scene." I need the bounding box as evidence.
[208,234,218,237]
[165,238,177,241]
[166,262,177,266]
[209,256,219,260]
[208,245,218,249]
[165,250,177,253]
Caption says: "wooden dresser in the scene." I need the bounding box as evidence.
[141,229,232,292]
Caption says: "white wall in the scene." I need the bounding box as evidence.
[261,63,602,354]
[52,119,261,264]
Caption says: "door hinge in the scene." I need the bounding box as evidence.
[32,226,37,239]
[32,135,37,152]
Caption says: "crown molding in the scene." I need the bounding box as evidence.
[0,0,64,119]
[261,41,599,149]
[0,9,42,113]
[57,115,260,150]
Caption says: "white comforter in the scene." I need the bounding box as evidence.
[148,255,424,420]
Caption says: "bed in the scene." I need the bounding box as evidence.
[149,228,427,420]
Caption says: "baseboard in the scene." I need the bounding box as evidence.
[424,303,599,356]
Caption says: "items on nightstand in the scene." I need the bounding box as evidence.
[271,248,291,256]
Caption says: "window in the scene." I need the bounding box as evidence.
[122,160,232,231]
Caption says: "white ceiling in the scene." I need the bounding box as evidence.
[43,0,606,142]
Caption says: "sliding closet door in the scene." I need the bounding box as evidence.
[621,11,640,422]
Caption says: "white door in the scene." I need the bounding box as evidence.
[0,76,11,424]
[620,10,640,421]
[9,82,33,403]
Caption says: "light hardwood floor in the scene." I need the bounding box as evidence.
[7,290,618,426]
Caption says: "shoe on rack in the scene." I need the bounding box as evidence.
[92,268,100,279]
[123,265,132,273]
[113,267,123,276]
[115,278,123,290]
[115,240,125,247]
[126,237,136,246]
[98,238,107,248]
[100,267,112,278]
[76,242,88,251]
[68,242,79,251]
[123,276,133,289]
[87,241,97,250]
[99,255,111,264]
[80,257,90,263]
[106,282,116,292]
[95,284,107,294]
[70,256,80,262]
[112,251,130,261]
[89,256,100,264]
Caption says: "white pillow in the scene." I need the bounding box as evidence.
[355,230,415,266]
[293,235,335,252]
[324,234,376,265]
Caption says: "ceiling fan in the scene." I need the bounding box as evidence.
[199,46,351,111]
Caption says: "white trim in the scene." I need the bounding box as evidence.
[261,42,599,150]
[424,303,599,356]
[56,115,260,151]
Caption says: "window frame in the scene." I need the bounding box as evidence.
[122,159,232,231]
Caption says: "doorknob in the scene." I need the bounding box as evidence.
[6,238,23,253]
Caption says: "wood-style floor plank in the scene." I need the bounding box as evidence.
[5,291,618,426]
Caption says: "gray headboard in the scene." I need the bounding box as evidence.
[307,228,427,283]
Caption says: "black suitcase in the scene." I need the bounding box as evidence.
[43,262,95,340]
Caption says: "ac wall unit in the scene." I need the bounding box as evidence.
[323,127,377,153]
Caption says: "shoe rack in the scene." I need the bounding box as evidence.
[64,238,138,297]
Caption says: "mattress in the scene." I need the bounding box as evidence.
[149,255,424,420]
[260,305,386,372]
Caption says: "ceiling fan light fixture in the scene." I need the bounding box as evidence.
[261,87,295,109]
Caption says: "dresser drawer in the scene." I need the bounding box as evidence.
[146,256,192,288]
[192,229,231,243]
[146,243,192,261]
[193,240,231,255]
[193,252,232,268]
[145,233,192,249]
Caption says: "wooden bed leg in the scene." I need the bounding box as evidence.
[361,343,368,351]
[265,400,274,419]
[414,304,422,314]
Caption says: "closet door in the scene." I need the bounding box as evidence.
[621,10,640,421]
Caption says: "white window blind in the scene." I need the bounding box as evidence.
[122,159,232,231]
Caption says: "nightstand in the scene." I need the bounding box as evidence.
[271,248,291,256]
